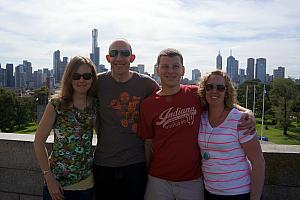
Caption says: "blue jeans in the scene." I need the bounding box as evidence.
[43,186,93,200]
[94,162,148,200]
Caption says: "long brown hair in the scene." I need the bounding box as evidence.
[198,70,237,110]
[59,56,97,110]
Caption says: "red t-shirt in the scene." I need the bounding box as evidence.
[139,85,203,181]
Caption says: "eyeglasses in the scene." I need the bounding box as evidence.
[109,49,131,57]
[205,84,226,92]
[72,73,93,80]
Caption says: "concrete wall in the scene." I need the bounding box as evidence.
[262,144,300,200]
[0,133,299,200]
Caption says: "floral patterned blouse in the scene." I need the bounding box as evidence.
[49,98,97,187]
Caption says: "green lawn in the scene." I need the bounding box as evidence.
[11,121,300,145]
[256,122,300,145]
[15,122,37,134]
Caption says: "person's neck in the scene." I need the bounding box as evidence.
[111,71,133,83]
[208,105,227,127]
[157,85,181,96]
[72,93,88,109]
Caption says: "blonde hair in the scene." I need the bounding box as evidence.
[198,70,237,110]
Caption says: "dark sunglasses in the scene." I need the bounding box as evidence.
[72,73,93,80]
[205,84,226,92]
[109,49,131,57]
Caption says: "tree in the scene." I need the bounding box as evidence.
[15,96,36,129]
[237,80,272,118]
[291,90,300,124]
[270,78,297,135]
[0,88,17,131]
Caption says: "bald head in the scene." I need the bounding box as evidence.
[109,39,132,53]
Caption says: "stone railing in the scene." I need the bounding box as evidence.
[0,133,299,200]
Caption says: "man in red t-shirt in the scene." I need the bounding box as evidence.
[138,48,256,200]
[139,48,205,200]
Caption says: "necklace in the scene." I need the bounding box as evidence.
[202,108,226,160]
[203,125,213,160]
[72,97,88,120]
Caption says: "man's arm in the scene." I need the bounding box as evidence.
[144,139,153,170]
[235,104,256,134]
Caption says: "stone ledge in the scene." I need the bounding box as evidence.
[0,168,43,195]
[264,151,300,186]
[262,185,300,200]
[0,132,299,200]
[0,132,97,145]
[0,191,19,200]
[262,143,300,153]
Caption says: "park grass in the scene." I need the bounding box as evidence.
[256,122,300,145]
[15,122,37,134]
[11,120,300,145]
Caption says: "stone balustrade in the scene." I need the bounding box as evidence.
[0,133,299,200]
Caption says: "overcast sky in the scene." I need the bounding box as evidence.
[0,0,299,79]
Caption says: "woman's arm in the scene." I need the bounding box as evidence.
[241,137,265,200]
[34,102,64,200]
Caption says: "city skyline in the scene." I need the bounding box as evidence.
[0,0,299,79]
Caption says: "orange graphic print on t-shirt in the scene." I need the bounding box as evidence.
[110,92,141,133]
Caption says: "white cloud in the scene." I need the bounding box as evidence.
[0,0,299,79]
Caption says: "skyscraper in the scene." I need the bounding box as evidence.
[137,64,145,74]
[152,63,160,84]
[239,68,247,84]
[23,60,32,86]
[61,57,68,79]
[216,50,222,70]
[273,66,285,80]
[53,50,68,84]
[256,58,266,83]
[15,64,26,89]
[226,51,238,83]
[192,69,201,83]
[246,58,255,80]
[6,64,14,87]
[53,50,61,84]
[0,65,6,87]
[90,29,100,66]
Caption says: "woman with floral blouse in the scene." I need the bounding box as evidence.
[34,56,98,200]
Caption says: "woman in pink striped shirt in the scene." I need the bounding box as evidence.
[198,70,265,200]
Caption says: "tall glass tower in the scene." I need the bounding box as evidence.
[256,58,266,83]
[90,29,100,66]
[216,50,222,70]
[246,58,255,80]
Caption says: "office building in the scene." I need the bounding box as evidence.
[246,58,255,80]
[256,58,266,83]
[90,29,100,66]
[273,66,285,80]
[53,50,68,84]
[137,64,145,74]
[216,50,222,70]
[192,69,201,83]
[6,64,14,87]
[226,51,239,83]
[15,64,26,89]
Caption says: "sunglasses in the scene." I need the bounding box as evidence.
[205,83,226,92]
[109,49,131,57]
[72,73,93,80]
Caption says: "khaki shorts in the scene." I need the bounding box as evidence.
[145,175,204,200]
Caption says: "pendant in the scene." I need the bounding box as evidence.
[203,152,210,160]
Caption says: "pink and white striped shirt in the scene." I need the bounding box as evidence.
[198,108,256,195]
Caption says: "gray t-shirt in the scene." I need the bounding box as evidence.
[94,71,159,167]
